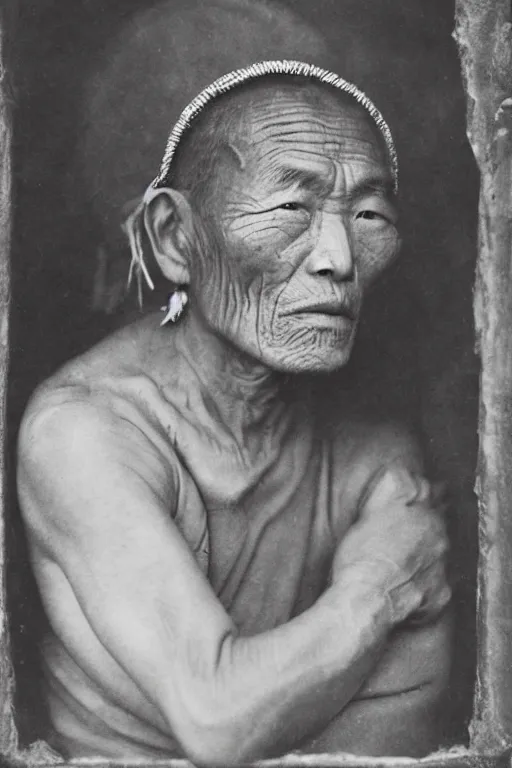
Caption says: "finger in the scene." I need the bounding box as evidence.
[407,557,451,623]
[405,583,452,626]
[361,465,427,518]
[406,491,449,518]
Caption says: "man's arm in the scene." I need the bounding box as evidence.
[303,609,452,756]
[18,399,449,766]
[307,451,452,757]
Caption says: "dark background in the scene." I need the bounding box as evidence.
[7,0,479,751]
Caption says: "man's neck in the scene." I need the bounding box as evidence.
[168,310,290,452]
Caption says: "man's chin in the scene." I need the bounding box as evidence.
[295,355,352,376]
[262,345,355,376]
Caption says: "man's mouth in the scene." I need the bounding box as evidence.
[286,301,357,320]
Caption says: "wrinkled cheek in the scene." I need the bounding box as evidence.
[256,257,304,345]
[191,248,267,349]
[279,231,317,271]
[357,231,401,289]
[190,249,235,328]
[189,219,310,357]
[257,237,316,327]
[255,239,317,355]
[227,210,310,261]
[259,315,358,373]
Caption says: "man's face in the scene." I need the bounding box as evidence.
[191,88,400,374]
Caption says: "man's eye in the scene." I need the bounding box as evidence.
[278,202,301,211]
[356,210,387,221]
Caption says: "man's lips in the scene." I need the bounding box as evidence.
[284,301,357,320]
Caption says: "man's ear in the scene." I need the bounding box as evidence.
[143,187,196,285]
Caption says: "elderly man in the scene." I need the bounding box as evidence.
[17,62,451,764]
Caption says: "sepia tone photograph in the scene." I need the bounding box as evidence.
[0,0,510,766]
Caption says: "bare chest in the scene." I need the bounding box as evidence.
[170,426,356,633]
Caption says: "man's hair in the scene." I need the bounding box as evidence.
[167,75,388,217]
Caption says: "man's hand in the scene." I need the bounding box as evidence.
[19,398,451,764]
[332,464,451,627]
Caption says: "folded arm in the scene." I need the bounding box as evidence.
[302,608,452,756]
[18,400,449,765]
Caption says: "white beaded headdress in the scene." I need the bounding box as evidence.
[151,60,398,191]
[128,60,398,302]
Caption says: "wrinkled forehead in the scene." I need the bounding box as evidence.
[236,85,390,178]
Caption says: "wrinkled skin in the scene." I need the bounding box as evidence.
[17,86,451,764]
[150,88,400,374]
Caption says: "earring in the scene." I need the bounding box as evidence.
[160,289,188,326]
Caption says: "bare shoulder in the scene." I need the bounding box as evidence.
[19,315,171,456]
[18,385,168,510]
[327,413,426,519]
[17,321,180,531]
[19,380,135,464]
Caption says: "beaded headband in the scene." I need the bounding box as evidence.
[128,60,398,303]
[149,59,399,193]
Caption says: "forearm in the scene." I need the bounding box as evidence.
[304,680,446,757]
[170,579,393,765]
[304,609,453,757]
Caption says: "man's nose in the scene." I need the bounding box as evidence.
[307,213,354,282]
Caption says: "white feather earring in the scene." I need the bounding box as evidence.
[160,290,188,325]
